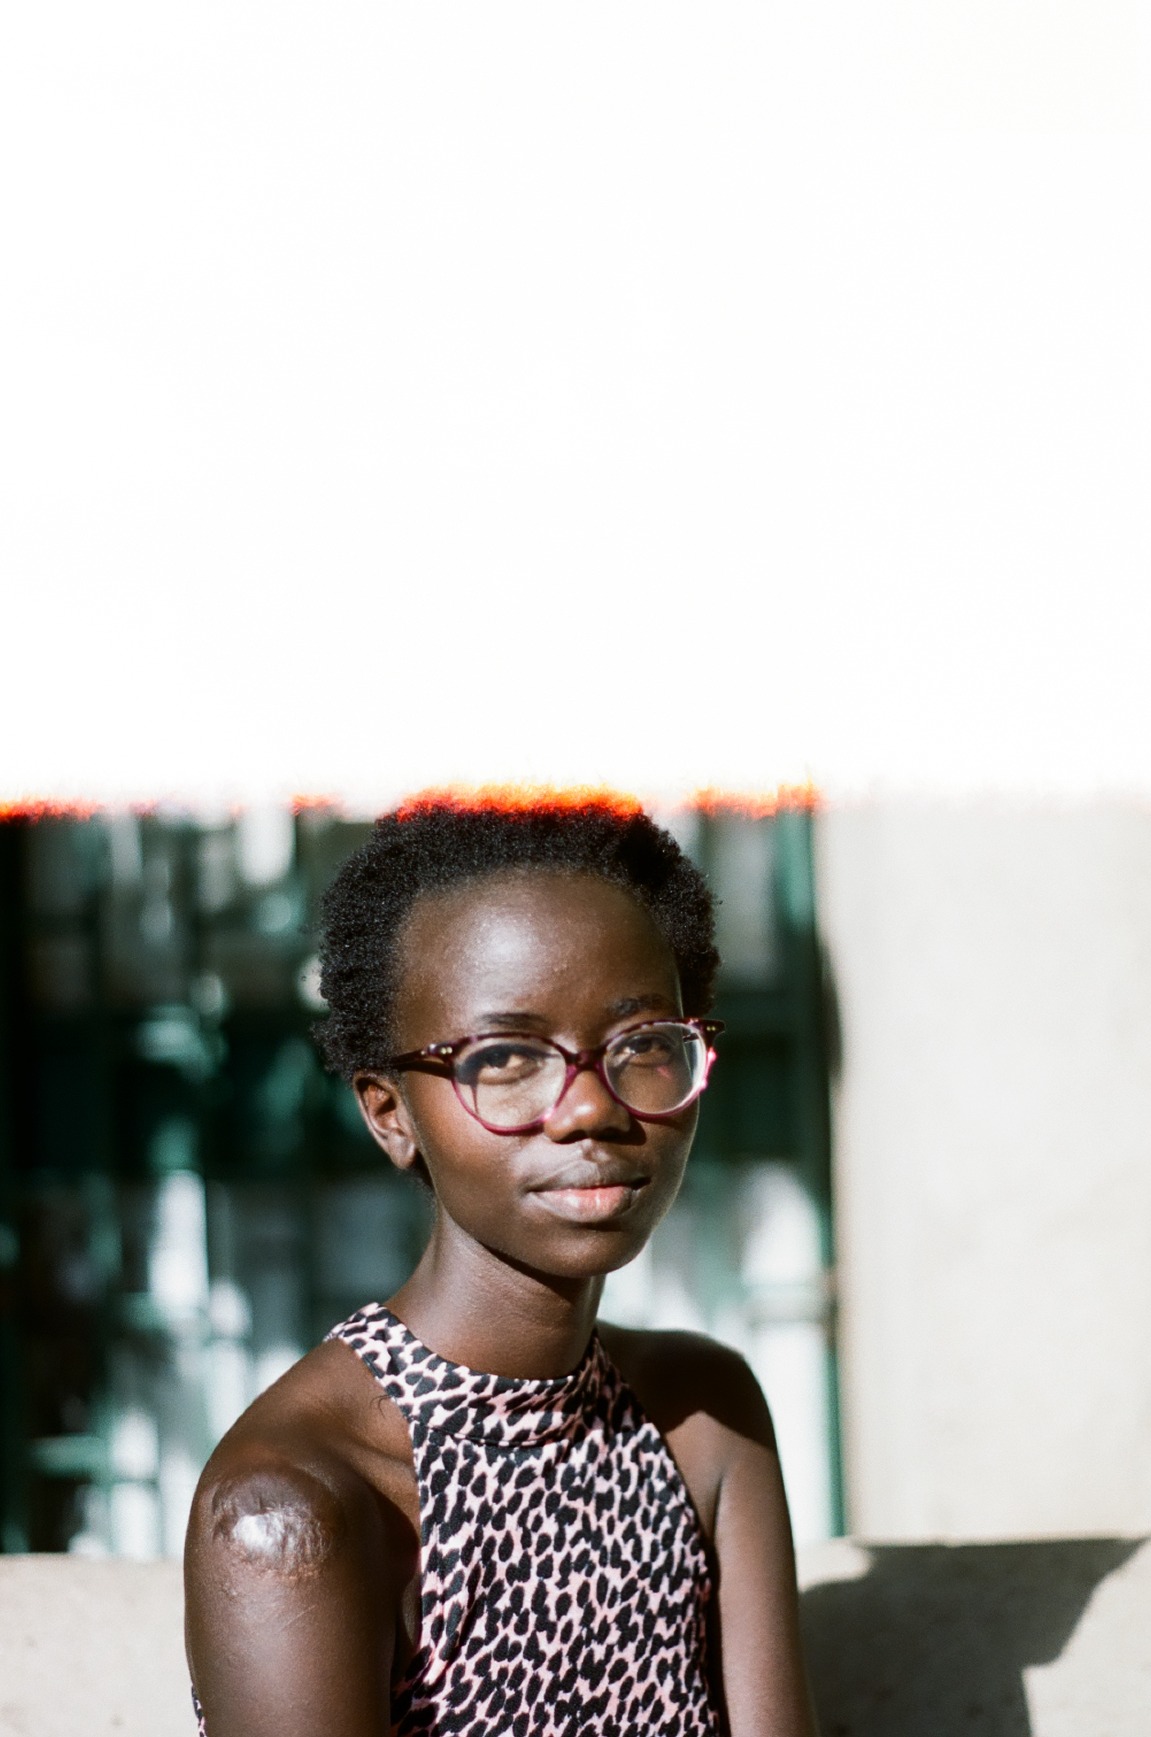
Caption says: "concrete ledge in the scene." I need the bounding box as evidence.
[0,1557,189,1737]
[0,1537,1148,1735]
[799,1536,1151,1735]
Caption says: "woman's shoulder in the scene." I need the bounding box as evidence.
[187,1335,417,1580]
[597,1319,747,1372]
[598,1321,775,1438]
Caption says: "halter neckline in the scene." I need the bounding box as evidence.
[344,1304,609,1447]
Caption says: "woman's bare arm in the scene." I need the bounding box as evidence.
[708,1353,819,1737]
[184,1350,415,1737]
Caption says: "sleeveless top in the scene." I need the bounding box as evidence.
[192,1303,720,1736]
[329,1303,721,1737]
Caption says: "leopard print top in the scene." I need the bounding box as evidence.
[192,1303,720,1736]
[332,1302,720,1736]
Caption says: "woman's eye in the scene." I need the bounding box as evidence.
[615,1031,677,1066]
[460,1042,549,1084]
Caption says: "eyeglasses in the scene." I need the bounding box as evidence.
[386,1018,724,1134]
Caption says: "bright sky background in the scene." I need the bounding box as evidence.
[3,3,1149,810]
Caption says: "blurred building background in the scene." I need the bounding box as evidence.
[5,797,1150,1563]
[0,802,840,1557]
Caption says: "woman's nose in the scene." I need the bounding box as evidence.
[542,1061,633,1140]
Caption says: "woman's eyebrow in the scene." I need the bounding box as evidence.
[607,994,678,1018]
[472,994,677,1029]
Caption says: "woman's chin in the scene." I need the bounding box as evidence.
[473,1222,653,1287]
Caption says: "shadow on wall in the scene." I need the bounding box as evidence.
[800,1537,1144,1736]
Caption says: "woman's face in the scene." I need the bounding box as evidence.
[357,870,701,1283]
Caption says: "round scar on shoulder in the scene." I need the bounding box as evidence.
[222,1502,335,1576]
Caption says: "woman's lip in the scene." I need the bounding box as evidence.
[533,1184,643,1224]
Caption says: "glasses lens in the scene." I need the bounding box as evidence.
[605,1023,706,1116]
[454,1036,567,1129]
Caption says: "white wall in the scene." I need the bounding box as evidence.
[817,801,1151,1538]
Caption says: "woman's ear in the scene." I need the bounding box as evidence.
[353,1073,422,1173]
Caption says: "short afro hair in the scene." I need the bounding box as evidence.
[313,794,720,1080]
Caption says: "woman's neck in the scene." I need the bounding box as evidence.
[387,1228,604,1379]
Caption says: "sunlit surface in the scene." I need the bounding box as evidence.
[2,7,1147,808]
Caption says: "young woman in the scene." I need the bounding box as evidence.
[184,795,818,1737]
